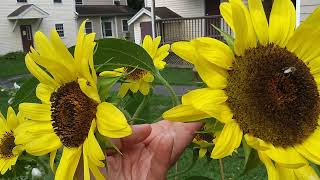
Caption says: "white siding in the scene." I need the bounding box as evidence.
[0,0,77,55]
[301,0,320,22]
[82,0,127,5]
[145,0,205,17]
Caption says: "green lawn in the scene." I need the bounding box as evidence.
[0,52,27,78]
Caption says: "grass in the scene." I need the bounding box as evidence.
[0,52,27,78]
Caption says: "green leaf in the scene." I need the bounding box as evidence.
[11,77,39,110]
[241,143,261,176]
[242,139,252,167]
[98,76,121,101]
[211,24,234,50]
[94,39,156,73]
[185,176,213,180]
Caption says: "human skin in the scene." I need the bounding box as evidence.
[105,120,202,180]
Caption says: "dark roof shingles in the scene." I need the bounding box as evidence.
[145,7,181,19]
[76,5,136,17]
[8,4,32,17]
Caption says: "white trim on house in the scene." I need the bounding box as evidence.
[128,8,160,26]
[114,17,118,37]
[7,5,49,20]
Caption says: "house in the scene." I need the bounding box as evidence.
[129,0,320,45]
[0,0,135,55]
[76,0,136,41]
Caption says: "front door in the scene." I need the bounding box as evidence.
[20,25,33,52]
[140,21,152,42]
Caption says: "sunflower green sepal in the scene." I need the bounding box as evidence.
[0,107,24,175]
[15,20,132,180]
[192,139,213,159]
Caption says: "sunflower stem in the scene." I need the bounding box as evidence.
[155,71,179,106]
[132,93,150,123]
[219,159,225,180]
[175,162,179,180]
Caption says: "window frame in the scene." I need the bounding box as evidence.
[17,0,27,3]
[55,23,65,38]
[121,19,129,32]
[113,0,121,5]
[102,21,113,38]
[53,0,62,3]
[85,21,94,34]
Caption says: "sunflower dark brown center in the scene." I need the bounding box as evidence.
[195,133,214,142]
[0,132,15,158]
[125,67,147,80]
[226,44,320,147]
[51,81,98,148]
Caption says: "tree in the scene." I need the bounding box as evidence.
[127,0,144,11]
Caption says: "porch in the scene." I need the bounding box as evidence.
[154,15,231,44]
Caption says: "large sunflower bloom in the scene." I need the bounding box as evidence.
[15,21,132,180]
[0,107,24,175]
[100,35,170,97]
[164,0,320,179]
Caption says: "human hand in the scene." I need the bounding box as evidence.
[106,120,202,180]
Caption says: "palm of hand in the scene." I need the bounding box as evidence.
[106,120,202,180]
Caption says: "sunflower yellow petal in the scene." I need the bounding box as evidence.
[142,72,154,82]
[182,88,227,106]
[25,133,61,156]
[294,164,319,179]
[19,103,51,121]
[195,58,228,89]
[6,107,18,130]
[244,134,271,151]
[192,37,234,69]
[220,3,235,31]
[25,55,59,88]
[142,35,153,57]
[96,102,131,138]
[171,42,198,64]
[163,105,211,122]
[287,7,320,63]
[211,122,242,158]
[83,149,90,180]
[264,147,307,168]
[269,0,296,47]
[55,146,82,180]
[248,0,269,45]
[89,160,106,180]
[308,57,320,75]
[129,81,140,93]
[85,120,105,167]
[14,121,53,137]
[50,150,57,172]
[36,83,54,104]
[198,103,234,124]
[118,83,130,98]
[78,78,101,103]
[258,151,279,180]
[150,36,162,58]
[99,71,123,77]
[139,82,150,96]
[154,59,167,70]
[276,164,296,179]
[295,128,320,165]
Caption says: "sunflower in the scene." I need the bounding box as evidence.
[100,35,170,97]
[0,107,24,175]
[164,0,320,178]
[15,21,132,180]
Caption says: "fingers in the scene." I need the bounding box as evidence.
[148,134,174,180]
[122,124,152,145]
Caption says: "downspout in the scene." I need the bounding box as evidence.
[296,0,301,27]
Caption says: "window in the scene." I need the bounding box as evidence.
[55,24,64,37]
[114,0,120,5]
[75,0,82,5]
[85,21,93,34]
[122,19,128,32]
[54,0,62,3]
[103,22,113,37]
[17,0,27,2]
